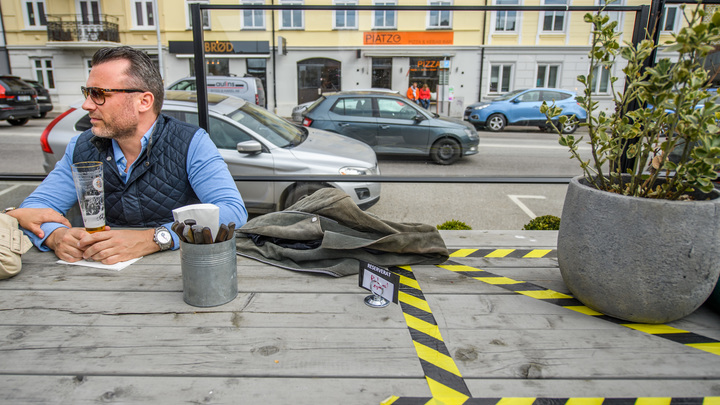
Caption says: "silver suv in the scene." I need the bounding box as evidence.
[40,91,381,213]
[167,75,266,107]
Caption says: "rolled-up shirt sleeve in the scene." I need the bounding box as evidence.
[178,128,248,240]
[20,136,81,250]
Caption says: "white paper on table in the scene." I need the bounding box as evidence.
[172,203,220,240]
[57,257,142,271]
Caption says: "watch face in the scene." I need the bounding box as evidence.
[157,230,172,244]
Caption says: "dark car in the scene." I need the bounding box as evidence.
[23,79,53,118]
[464,88,587,133]
[301,91,479,165]
[0,76,39,126]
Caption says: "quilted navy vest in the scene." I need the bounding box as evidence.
[72,114,200,227]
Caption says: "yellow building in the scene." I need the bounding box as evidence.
[0,0,698,116]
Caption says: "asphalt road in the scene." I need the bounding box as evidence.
[0,116,588,230]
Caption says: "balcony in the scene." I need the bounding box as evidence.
[46,14,119,44]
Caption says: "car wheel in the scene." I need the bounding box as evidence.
[282,183,328,210]
[486,114,506,132]
[561,116,578,134]
[430,138,461,165]
[7,118,29,126]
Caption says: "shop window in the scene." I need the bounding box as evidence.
[490,64,512,93]
[372,58,392,89]
[536,64,559,88]
[409,57,442,95]
[190,58,229,76]
[493,0,518,32]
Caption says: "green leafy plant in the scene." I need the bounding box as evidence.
[437,219,472,230]
[523,215,561,231]
[542,3,720,199]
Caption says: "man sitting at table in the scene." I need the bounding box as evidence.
[6,46,247,265]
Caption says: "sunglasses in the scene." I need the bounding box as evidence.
[81,86,146,106]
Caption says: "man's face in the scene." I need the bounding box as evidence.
[82,59,141,140]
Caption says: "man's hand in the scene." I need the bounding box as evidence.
[45,227,91,262]
[78,228,160,265]
[6,208,71,238]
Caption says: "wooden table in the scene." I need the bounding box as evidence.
[1,230,718,404]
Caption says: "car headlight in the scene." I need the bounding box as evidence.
[339,166,372,175]
[472,105,488,111]
[464,128,479,140]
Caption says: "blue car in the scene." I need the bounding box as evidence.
[464,88,587,134]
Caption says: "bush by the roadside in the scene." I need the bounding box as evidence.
[523,215,560,231]
[437,219,472,230]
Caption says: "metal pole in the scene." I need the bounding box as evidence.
[190,3,209,131]
[152,0,163,79]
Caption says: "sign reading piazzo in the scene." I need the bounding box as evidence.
[363,31,453,46]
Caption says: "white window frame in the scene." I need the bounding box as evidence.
[333,0,358,30]
[661,5,680,33]
[23,0,47,29]
[242,0,266,30]
[489,63,513,94]
[186,0,211,30]
[373,0,397,30]
[492,0,519,33]
[427,0,451,29]
[536,64,560,88]
[132,0,156,29]
[598,0,623,32]
[33,58,54,89]
[541,0,567,33]
[280,0,304,30]
[590,65,612,95]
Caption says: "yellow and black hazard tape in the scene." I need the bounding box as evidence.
[449,248,556,259]
[381,396,719,404]
[392,265,473,401]
[437,261,720,357]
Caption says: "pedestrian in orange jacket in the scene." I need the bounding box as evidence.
[406,82,420,104]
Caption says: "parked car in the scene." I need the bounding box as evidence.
[291,88,400,122]
[23,79,53,118]
[40,91,381,213]
[464,88,587,134]
[166,75,266,107]
[0,75,39,126]
[301,91,479,165]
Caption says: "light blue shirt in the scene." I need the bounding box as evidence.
[20,119,248,251]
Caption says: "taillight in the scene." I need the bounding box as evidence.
[255,94,259,105]
[41,108,76,154]
[302,117,313,127]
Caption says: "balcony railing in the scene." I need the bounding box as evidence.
[46,14,119,43]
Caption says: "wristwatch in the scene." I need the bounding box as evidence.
[153,226,173,251]
[2,207,17,214]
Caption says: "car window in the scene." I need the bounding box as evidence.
[0,77,32,91]
[377,98,419,120]
[330,97,374,117]
[517,91,541,102]
[228,103,305,147]
[179,111,254,150]
[494,89,527,101]
[542,91,571,102]
[169,80,197,91]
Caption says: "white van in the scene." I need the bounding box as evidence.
[167,75,266,107]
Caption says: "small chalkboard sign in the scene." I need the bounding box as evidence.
[358,261,399,305]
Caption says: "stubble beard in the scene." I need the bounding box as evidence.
[90,98,139,141]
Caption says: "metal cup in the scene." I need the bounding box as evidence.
[71,161,105,233]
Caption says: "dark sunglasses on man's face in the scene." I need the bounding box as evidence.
[81,86,146,106]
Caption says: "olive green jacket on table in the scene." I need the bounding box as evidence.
[236,188,449,277]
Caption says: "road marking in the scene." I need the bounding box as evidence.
[481,142,591,150]
[0,184,21,197]
[508,194,546,219]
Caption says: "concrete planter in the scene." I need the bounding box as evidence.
[558,175,720,323]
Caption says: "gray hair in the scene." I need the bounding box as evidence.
[91,46,164,114]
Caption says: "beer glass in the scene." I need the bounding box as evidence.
[71,161,105,233]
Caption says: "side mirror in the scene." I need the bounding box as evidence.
[414,114,426,122]
[237,140,263,155]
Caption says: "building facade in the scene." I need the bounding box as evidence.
[0,0,693,117]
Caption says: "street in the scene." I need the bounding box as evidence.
[0,116,588,230]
